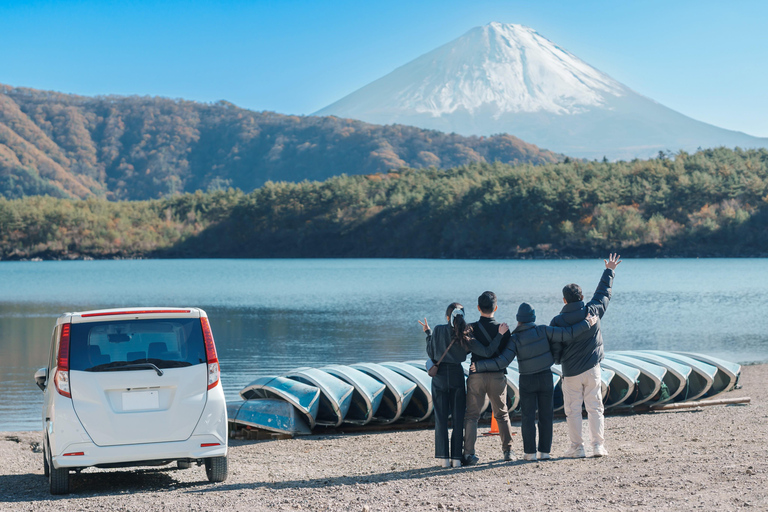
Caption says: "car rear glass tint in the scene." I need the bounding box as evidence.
[69,318,207,371]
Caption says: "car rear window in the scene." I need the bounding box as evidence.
[69,318,207,371]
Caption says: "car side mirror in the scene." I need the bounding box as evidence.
[34,367,47,391]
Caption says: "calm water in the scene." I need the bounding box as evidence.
[1,258,766,431]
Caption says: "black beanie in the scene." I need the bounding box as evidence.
[516,302,536,323]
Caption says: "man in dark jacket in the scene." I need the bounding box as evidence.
[463,291,515,465]
[471,304,596,461]
[550,253,621,459]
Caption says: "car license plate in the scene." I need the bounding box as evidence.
[122,390,159,411]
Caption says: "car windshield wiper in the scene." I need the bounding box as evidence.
[90,362,164,376]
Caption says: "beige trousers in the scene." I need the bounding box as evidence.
[463,372,514,455]
[562,363,605,447]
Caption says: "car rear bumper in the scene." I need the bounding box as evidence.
[52,434,227,469]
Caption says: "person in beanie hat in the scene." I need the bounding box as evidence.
[471,303,597,461]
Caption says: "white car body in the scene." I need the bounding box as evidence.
[36,307,227,494]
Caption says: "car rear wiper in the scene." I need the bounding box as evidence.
[90,362,164,376]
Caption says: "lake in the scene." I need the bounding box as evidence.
[1,258,766,431]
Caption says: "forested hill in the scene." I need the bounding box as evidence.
[0,84,560,200]
[2,148,767,260]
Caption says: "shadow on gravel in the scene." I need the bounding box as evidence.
[0,467,211,502]
[183,459,529,495]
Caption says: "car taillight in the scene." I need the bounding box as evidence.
[201,317,220,390]
[54,323,71,398]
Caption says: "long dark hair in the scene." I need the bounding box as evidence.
[446,302,472,350]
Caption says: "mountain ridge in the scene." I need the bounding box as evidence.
[316,22,768,160]
[0,83,560,200]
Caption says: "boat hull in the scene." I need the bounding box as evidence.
[228,399,312,435]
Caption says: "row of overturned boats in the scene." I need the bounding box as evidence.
[226,351,742,436]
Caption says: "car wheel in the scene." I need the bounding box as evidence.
[177,460,191,470]
[47,443,69,495]
[204,456,228,483]
[43,440,49,478]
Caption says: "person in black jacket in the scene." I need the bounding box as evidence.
[550,253,621,459]
[419,302,507,468]
[471,304,596,461]
[463,291,515,466]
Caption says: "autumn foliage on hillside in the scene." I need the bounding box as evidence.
[0,84,559,200]
[1,147,767,259]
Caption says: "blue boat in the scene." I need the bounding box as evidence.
[605,353,668,405]
[351,363,417,424]
[614,351,691,403]
[381,362,434,421]
[240,376,321,429]
[595,360,639,408]
[285,367,355,427]
[675,352,741,397]
[321,365,386,425]
[640,351,716,401]
[227,399,312,435]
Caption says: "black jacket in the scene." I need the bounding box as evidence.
[469,317,511,373]
[474,319,592,375]
[426,324,503,366]
[550,268,615,377]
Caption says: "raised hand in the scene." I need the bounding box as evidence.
[605,253,622,271]
[418,318,430,332]
[498,322,509,335]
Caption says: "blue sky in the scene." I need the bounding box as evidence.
[1,0,766,136]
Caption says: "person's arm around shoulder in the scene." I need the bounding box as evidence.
[467,323,508,358]
[470,328,517,373]
[588,253,621,318]
[544,314,598,344]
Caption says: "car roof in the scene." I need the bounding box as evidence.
[60,307,205,324]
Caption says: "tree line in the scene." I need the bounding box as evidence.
[1,147,767,260]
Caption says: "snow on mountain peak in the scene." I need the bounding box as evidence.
[388,22,625,117]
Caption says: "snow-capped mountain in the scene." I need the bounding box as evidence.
[315,22,767,159]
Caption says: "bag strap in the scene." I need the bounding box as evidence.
[434,337,456,366]
[475,321,492,345]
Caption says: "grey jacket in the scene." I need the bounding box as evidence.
[426,324,503,365]
[473,319,592,375]
[550,268,615,377]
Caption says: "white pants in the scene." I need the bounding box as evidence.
[562,364,605,447]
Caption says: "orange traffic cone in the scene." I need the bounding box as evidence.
[482,415,500,436]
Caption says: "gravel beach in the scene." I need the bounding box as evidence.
[1,363,766,511]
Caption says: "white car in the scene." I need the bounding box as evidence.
[34,307,228,494]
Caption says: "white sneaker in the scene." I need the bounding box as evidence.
[522,453,537,461]
[537,452,551,460]
[563,445,586,458]
[451,459,462,468]
[593,444,608,457]
[440,458,450,468]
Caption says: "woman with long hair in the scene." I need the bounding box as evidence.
[419,302,508,467]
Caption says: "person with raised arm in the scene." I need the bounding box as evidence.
[550,253,622,459]
[470,305,597,461]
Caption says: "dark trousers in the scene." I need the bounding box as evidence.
[431,363,466,460]
[519,369,554,455]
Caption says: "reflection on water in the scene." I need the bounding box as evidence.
[1,258,767,431]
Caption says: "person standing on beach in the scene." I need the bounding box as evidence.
[419,303,508,468]
[470,304,597,461]
[462,291,515,465]
[550,253,621,458]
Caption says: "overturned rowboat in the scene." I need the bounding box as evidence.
[321,365,386,425]
[285,367,355,427]
[640,351,716,401]
[614,351,691,403]
[228,398,312,435]
[605,353,667,406]
[675,352,741,397]
[351,363,417,424]
[381,362,434,421]
[240,376,321,429]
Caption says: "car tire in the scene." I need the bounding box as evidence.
[43,441,50,478]
[204,456,228,483]
[47,444,70,495]
[177,460,191,470]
